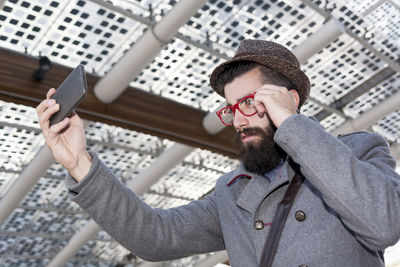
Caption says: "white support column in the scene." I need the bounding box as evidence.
[293,18,345,64]
[331,90,400,135]
[202,104,226,135]
[0,145,55,226]
[47,220,101,267]
[391,143,400,163]
[47,143,194,267]
[193,251,229,267]
[94,0,208,103]
[126,143,194,194]
[138,261,164,267]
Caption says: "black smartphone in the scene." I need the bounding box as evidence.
[49,64,88,126]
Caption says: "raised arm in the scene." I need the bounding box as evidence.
[66,153,225,261]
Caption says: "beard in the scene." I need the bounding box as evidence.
[235,125,286,176]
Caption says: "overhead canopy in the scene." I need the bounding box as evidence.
[0,0,399,266]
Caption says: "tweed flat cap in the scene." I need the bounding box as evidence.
[210,39,310,107]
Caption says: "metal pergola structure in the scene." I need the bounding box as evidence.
[0,0,399,266]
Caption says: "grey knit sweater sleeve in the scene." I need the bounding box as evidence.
[65,152,225,261]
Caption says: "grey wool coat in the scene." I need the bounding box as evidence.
[66,114,400,266]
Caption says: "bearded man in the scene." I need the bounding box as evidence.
[36,39,400,266]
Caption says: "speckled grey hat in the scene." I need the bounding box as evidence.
[210,39,310,107]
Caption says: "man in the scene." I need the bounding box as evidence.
[36,39,400,266]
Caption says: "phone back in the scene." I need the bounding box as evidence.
[50,64,87,126]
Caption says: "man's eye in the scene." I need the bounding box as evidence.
[222,108,233,115]
[242,98,254,105]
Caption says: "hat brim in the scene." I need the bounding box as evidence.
[210,54,310,107]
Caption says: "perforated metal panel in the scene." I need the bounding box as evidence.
[0,0,400,265]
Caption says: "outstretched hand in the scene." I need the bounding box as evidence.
[36,88,91,181]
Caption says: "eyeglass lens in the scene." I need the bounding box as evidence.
[220,96,256,125]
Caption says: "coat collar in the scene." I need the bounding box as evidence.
[235,158,295,214]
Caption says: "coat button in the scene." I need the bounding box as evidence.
[295,210,306,222]
[254,220,264,230]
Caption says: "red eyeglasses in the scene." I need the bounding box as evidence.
[216,93,257,126]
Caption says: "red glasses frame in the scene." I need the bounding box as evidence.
[216,93,257,126]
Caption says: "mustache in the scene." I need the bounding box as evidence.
[238,127,266,136]
[234,127,266,145]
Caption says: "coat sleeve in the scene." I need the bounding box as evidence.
[274,114,400,250]
[65,152,225,261]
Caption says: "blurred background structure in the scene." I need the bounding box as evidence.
[0,0,399,266]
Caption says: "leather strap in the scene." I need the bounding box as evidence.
[258,162,305,267]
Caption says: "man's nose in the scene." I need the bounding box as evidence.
[233,110,248,130]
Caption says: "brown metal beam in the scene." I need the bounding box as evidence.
[0,48,238,157]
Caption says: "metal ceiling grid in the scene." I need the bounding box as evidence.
[151,164,221,200]
[184,149,239,174]
[319,113,346,132]
[331,0,400,61]
[0,0,147,75]
[0,102,43,172]
[310,0,400,62]
[109,0,159,17]
[130,38,225,111]
[0,126,42,172]
[0,100,40,129]
[2,236,62,265]
[72,238,131,263]
[28,210,83,236]
[130,0,327,112]
[299,100,324,117]
[1,208,36,233]
[0,0,399,266]
[373,109,400,143]
[86,121,166,154]
[344,73,400,119]
[149,148,238,201]
[303,35,386,105]
[178,0,324,51]
[142,192,189,209]
[20,176,64,208]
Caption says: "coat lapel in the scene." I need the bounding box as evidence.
[235,159,295,215]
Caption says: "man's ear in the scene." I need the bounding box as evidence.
[289,89,300,109]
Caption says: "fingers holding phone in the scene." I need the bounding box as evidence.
[35,66,91,181]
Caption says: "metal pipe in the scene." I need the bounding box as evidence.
[0,1,7,9]
[331,90,400,135]
[202,104,226,135]
[391,143,400,163]
[293,18,345,65]
[138,261,163,267]
[47,220,101,267]
[0,146,54,226]
[94,0,208,103]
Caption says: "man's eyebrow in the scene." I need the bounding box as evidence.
[225,96,243,107]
